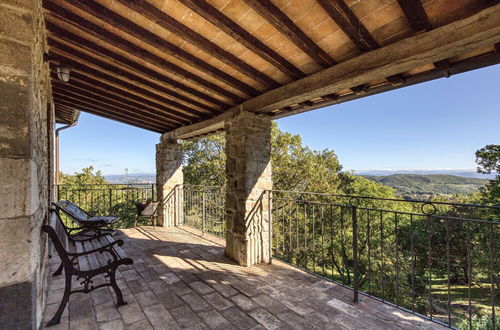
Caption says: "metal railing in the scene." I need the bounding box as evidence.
[269,190,499,329]
[56,183,156,228]
[55,183,498,328]
[181,184,226,238]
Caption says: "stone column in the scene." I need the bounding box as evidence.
[225,112,272,266]
[156,138,183,227]
[0,0,53,328]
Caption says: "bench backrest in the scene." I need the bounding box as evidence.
[136,202,159,217]
[42,210,70,264]
[53,200,90,222]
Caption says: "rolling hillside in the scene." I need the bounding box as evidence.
[363,174,490,197]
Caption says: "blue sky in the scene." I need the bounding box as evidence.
[59,64,500,176]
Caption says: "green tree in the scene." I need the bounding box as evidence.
[60,166,107,188]
[475,144,500,204]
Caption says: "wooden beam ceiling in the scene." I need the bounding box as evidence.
[396,0,433,32]
[177,0,306,79]
[242,0,336,67]
[165,4,500,138]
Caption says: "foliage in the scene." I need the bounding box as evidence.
[364,174,489,198]
[475,144,500,205]
[60,166,108,188]
[457,315,500,330]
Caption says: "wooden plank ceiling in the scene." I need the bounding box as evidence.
[45,0,500,134]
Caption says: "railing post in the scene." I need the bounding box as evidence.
[202,191,206,235]
[352,199,359,303]
[56,184,60,201]
[109,188,113,214]
[151,183,155,201]
[268,190,272,264]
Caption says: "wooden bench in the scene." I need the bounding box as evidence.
[43,210,133,326]
[134,200,159,227]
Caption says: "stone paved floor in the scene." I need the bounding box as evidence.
[43,226,444,329]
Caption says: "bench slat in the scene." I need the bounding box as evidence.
[103,235,127,260]
[83,240,100,270]
[75,242,90,271]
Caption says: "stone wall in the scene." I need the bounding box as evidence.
[156,138,183,227]
[0,0,53,328]
[224,112,272,266]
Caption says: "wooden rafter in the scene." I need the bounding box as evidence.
[243,0,336,68]
[47,22,227,110]
[317,0,379,51]
[44,1,245,104]
[62,0,261,97]
[115,0,279,89]
[164,4,500,138]
[52,82,183,126]
[178,0,305,79]
[55,96,169,132]
[396,0,433,32]
[48,39,210,119]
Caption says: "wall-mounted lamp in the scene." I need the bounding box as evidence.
[56,65,71,82]
[44,53,71,82]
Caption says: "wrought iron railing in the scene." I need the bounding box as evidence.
[56,183,156,228]
[55,182,498,328]
[181,184,226,238]
[269,190,499,329]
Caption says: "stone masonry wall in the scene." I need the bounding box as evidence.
[225,112,272,266]
[0,0,53,328]
[156,138,183,227]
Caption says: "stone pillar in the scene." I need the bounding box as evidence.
[0,0,53,328]
[156,138,183,227]
[225,112,272,266]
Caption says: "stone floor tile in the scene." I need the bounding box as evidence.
[248,308,286,330]
[221,306,258,330]
[126,318,153,330]
[134,290,159,308]
[230,294,259,311]
[98,319,125,330]
[143,304,180,330]
[94,304,121,323]
[156,291,185,310]
[117,303,147,325]
[69,318,98,330]
[169,305,207,329]
[189,281,216,295]
[203,292,234,311]
[179,292,211,312]
[197,309,234,329]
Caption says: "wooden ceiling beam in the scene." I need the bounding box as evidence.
[396,0,433,33]
[63,0,260,97]
[43,1,244,104]
[178,0,305,79]
[164,4,500,138]
[51,70,192,125]
[55,97,168,133]
[52,83,182,126]
[115,0,279,89]
[243,0,336,68]
[47,22,227,110]
[317,0,379,51]
[48,40,210,119]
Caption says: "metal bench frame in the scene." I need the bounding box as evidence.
[42,210,133,326]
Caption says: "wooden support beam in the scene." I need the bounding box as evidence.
[317,0,379,51]
[52,83,182,126]
[47,22,227,110]
[44,1,245,104]
[48,40,211,119]
[396,0,433,32]
[165,4,500,138]
[115,0,279,89]
[64,0,261,97]
[55,97,168,132]
[51,70,192,125]
[243,0,336,68]
[178,0,305,79]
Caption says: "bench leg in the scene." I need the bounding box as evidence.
[47,273,71,326]
[53,262,64,276]
[110,267,127,307]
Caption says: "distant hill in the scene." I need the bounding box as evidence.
[356,169,495,179]
[105,173,155,184]
[363,174,490,197]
